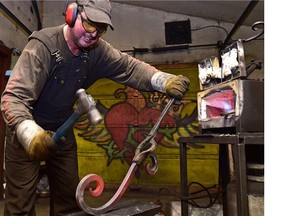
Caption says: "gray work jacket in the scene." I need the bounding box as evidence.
[1,24,158,134]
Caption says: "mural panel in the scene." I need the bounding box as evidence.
[75,64,219,188]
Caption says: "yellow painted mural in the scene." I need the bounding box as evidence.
[75,63,219,189]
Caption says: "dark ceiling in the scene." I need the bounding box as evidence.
[111,0,264,27]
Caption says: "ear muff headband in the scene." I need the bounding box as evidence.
[65,2,78,27]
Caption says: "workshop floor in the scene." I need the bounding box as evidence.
[0,186,224,216]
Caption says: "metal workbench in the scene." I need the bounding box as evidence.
[178,132,264,216]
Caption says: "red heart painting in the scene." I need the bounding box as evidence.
[105,102,176,164]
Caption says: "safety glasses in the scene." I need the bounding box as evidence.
[79,12,107,36]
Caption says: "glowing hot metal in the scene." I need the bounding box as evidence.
[75,98,175,215]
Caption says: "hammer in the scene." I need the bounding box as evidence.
[52,89,102,142]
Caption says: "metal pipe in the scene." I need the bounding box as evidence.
[179,142,189,216]
[31,0,42,30]
[121,43,217,54]
[224,0,260,46]
[0,2,32,35]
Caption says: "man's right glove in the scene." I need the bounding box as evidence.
[164,75,190,100]
[16,120,57,161]
[151,71,190,100]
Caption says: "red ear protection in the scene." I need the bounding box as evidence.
[65,2,78,27]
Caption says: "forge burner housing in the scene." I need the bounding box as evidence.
[197,79,264,134]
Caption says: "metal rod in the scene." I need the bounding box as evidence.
[233,142,249,216]
[31,0,42,30]
[224,0,260,45]
[0,2,32,35]
[121,43,217,54]
[76,98,175,215]
[180,142,189,216]
[75,163,138,215]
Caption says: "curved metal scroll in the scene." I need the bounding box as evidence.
[75,98,175,215]
[243,21,264,43]
[76,164,138,215]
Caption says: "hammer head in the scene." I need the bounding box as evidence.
[76,89,103,125]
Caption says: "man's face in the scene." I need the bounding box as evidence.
[71,9,108,48]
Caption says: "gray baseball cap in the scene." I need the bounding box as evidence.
[77,0,114,30]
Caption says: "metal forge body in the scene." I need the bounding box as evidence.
[179,38,264,216]
[197,38,264,134]
[197,78,264,134]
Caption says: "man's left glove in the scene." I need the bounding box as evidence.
[16,120,57,161]
[151,71,190,100]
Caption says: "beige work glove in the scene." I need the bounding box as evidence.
[17,120,57,161]
[164,75,190,100]
[151,71,190,100]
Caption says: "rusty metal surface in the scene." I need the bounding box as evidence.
[100,200,161,216]
[66,200,161,216]
[178,133,264,145]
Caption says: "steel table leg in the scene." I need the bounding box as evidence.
[180,142,189,216]
[233,142,249,216]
